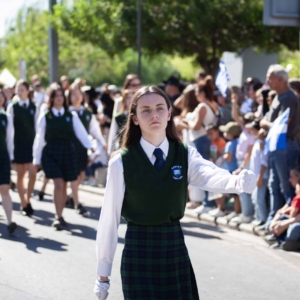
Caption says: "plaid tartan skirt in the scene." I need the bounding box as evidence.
[74,139,88,173]
[121,221,199,300]
[0,150,10,185]
[13,140,33,164]
[42,141,78,182]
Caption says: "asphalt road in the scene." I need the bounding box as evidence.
[1,185,300,300]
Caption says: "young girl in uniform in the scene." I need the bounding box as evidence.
[68,86,107,215]
[94,86,256,300]
[33,85,91,230]
[107,89,133,155]
[0,91,17,233]
[7,80,39,216]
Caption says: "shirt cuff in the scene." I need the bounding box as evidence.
[97,262,112,277]
[228,175,242,194]
[33,158,40,165]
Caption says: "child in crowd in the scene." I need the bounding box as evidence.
[208,122,242,218]
[206,124,226,165]
[246,119,269,227]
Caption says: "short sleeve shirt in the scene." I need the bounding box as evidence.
[224,139,238,173]
[268,90,300,140]
[291,195,300,211]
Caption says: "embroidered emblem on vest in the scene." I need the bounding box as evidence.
[30,109,34,115]
[171,165,183,180]
[2,120,6,127]
[66,116,71,122]
[86,115,90,121]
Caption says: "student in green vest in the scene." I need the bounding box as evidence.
[68,85,107,215]
[7,80,39,217]
[33,84,92,230]
[107,89,133,155]
[94,86,257,300]
[0,90,17,234]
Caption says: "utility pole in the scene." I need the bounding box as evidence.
[137,0,142,79]
[49,0,60,83]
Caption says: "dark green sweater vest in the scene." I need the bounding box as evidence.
[13,101,36,142]
[78,109,92,132]
[115,113,127,129]
[45,111,74,143]
[121,140,188,225]
[0,111,7,151]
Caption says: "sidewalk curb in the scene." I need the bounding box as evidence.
[184,210,267,238]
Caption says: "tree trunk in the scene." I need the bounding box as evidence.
[196,56,220,78]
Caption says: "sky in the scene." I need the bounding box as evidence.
[0,0,48,38]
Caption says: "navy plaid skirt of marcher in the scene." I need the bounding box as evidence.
[41,141,78,182]
[121,221,200,300]
[0,150,10,185]
[73,139,88,173]
[13,140,34,164]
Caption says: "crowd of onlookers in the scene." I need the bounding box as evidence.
[1,64,300,251]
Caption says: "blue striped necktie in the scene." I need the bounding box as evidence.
[153,148,165,170]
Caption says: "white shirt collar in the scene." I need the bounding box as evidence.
[18,98,30,106]
[51,107,65,116]
[69,105,84,112]
[140,137,169,160]
[0,108,4,113]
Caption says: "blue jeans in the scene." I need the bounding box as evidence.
[240,192,254,216]
[251,178,268,222]
[276,215,300,242]
[85,162,103,177]
[193,135,215,208]
[265,140,299,230]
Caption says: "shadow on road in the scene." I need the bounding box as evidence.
[0,223,67,253]
[181,222,222,240]
[181,221,224,233]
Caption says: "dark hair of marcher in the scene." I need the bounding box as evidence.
[197,75,215,102]
[16,79,33,101]
[120,89,132,114]
[0,90,7,108]
[68,85,85,106]
[122,74,140,91]
[47,85,68,111]
[121,86,181,148]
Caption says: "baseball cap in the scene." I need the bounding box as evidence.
[163,76,180,87]
[219,122,242,137]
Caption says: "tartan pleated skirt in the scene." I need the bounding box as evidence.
[42,141,78,182]
[0,150,10,185]
[74,139,88,173]
[13,140,34,164]
[121,221,199,300]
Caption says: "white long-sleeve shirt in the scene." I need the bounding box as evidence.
[69,105,107,151]
[33,107,92,165]
[0,108,14,160]
[6,98,40,159]
[96,137,244,277]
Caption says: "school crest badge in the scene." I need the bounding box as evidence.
[66,116,71,122]
[171,165,183,180]
[2,120,6,127]
[30,109,34,115]
[86,115,90,121]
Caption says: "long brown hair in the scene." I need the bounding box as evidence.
[181,86,198,117]
[197,75,215,102]
[48,84,68,111]
[121,86,181,148]
[68,84,85,106]
[120,89,132,114]
[122,74,140,91]
[0,90,7,109]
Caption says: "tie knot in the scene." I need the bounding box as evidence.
[58,112,61,117]
[153,148,164,160]
[23,103,27,108]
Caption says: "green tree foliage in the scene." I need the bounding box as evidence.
[0,6,177,86]
[53,0,299,76]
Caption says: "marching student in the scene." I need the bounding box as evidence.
[33,84,92,230]
[107,89,133,155]
[6,80,39,216]
[94,86,256,300]
[68,86,106,215]
[0,90,17,234]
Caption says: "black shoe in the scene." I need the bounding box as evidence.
[52,220,63,231]
[7,222,17,234]
[76,204,89,216]
[38,191,45,201]
[264,234,277,245]
[27,203,34,216]
[58,217,68,227]
[10,182,16,191]
[65,197,75,209]
[21,206,30,216]
[282,241,300,252]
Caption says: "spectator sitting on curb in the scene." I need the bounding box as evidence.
[264,166,300,252]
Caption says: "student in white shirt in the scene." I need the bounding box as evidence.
[94,86,256,300]
[0,90,17,234]
[33,85,92,230]
[6,80,39,217]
